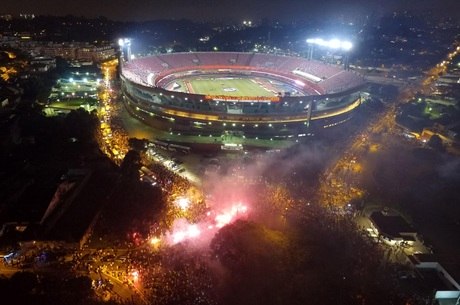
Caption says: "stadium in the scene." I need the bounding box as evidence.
[120,52,366,146]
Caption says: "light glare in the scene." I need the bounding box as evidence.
[307,38,353,51]
[175,197,191,210]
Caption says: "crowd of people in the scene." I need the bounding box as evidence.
[128,247,217,305]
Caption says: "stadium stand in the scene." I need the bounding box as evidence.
[122,52,364,93]
[320,70,365,94]
[158,53,196,68]
[195,52,237,66]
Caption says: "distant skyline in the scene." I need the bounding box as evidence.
[1,0,459,22]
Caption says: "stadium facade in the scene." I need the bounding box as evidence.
[120,52,366,143]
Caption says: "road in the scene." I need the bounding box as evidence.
[313,41,460,265]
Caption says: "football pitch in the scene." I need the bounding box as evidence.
[178,77,278,97]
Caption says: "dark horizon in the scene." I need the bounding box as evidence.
[1,0,460,22]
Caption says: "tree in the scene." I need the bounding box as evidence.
[65,108,99,143]
[128,138,148,152]
[210,220,291,305]
[120,150,141,181]
[9,271,38,296]
[427,134,445,152]
[64,276,93,301]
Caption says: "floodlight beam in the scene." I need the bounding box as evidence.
[306,38,353,51]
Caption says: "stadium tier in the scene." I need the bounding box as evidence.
[120,52,366,141]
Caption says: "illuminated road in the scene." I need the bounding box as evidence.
[312,43,460,267]
[0,264,23,277]
[316,42,460,209]
[97,59,130,163]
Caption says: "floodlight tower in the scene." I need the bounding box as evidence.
[306,38,315,60]
[340,41,353,70]
[118,38,132,63]
[306,38,353,69]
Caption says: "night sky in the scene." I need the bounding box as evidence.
[2,0,459,21]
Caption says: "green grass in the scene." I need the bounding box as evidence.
[423,103,442,119]
[186,77,276,97]
[49,98,97,109]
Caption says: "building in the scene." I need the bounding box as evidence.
[30,56,56,72]
[369,211,418,244]
[408,254,460,304]
[0,38,116,63]
[40,42,116,63]
[120,52,366,145]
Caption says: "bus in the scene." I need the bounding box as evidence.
[221,143,243,151]
[168,143,191,154]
